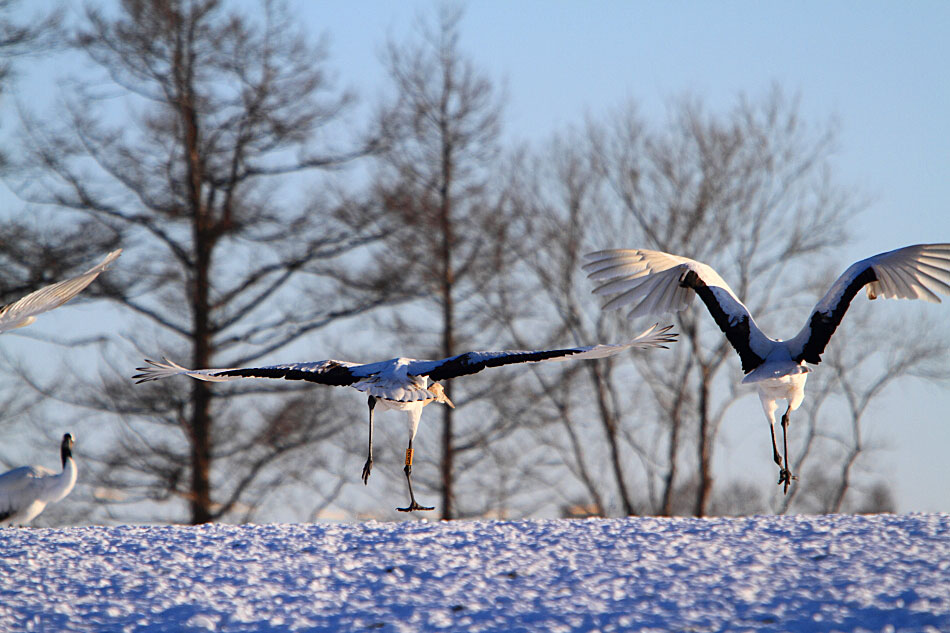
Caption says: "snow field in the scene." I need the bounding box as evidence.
[1,513,949,632]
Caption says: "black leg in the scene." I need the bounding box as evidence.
[778,405,798,494]
[769,422,782,466]
[397,439,434,512]
[362,396,375,485]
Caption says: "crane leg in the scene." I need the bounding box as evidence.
[361,396,375,485]
[769,423,782,467]
[777,405,798,494]
[397,439,434,512]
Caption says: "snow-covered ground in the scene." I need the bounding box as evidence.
[2,514,949,632]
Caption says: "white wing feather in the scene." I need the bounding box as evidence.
[788,243,950,361]
[863,244,950,302]
[585,249,773,353]
[133,357,239,383]
[585,250,703,311]
[0,249,122,334]
[352,374,436,402]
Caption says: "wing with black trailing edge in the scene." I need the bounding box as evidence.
[133,358,364,386]
[585,248,770,373]
[419,324,676,382]
[790,243,950,364]
[678,269,766,373]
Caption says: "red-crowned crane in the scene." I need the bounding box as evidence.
[134,324,677,512]
[0,434,77,526]
[584,244,950,493]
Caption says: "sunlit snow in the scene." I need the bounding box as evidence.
[2,514,948,632]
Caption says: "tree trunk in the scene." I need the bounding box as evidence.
[179,41,214,523]
[693,366,713,516]
[438,117,456,520]
[588,363,636,515]
[660,407,682,516]
[188,230,214,524]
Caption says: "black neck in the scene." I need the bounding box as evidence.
[61,437,73,467]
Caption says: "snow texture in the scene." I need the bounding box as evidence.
[2,513,949,632]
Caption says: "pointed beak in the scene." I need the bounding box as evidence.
[442,393,456,409]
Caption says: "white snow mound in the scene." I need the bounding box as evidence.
[2,513,949,632]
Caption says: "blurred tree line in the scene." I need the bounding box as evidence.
[1,0,945,525]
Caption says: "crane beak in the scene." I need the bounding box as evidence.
[442,393,456,409]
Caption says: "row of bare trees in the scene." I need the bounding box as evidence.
[1,1,945,524]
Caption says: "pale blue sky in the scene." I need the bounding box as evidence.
[305,1,949,255]
[3,1,949,513]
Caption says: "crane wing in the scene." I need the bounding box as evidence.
[419,324,676,382]
[133,357,443,402]
[584,248,771,373]
[789,243,950,364]
[133,357,365,386]
[0,249,122,334]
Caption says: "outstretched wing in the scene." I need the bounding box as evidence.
[789,243,950,364]
[133,357,365,386]
[133,356,444,402]
[584,248,772,373]
[0,249,122,334]
[418,323,676,382]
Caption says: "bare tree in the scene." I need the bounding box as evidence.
[490,134,650,516]
[351,6,516,519]
[0,0,60,94]
[4,0,385,524]
[0,0,61,170]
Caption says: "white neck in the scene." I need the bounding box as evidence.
[46,457,78,503]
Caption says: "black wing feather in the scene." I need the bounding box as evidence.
[680,270,765,373]
[795,266,877,365]
[424,348,594,383]
[215,361,360,386]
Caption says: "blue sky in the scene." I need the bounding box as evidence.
[3,1,949,513]
[306,1,949,255]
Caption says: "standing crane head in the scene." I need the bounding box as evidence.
[61,434,74,467]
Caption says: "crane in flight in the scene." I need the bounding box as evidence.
[134,324,676,512]
[584,244,950,493]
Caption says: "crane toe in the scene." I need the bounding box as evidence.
[397,501,434,512]
[777,468,798,493]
